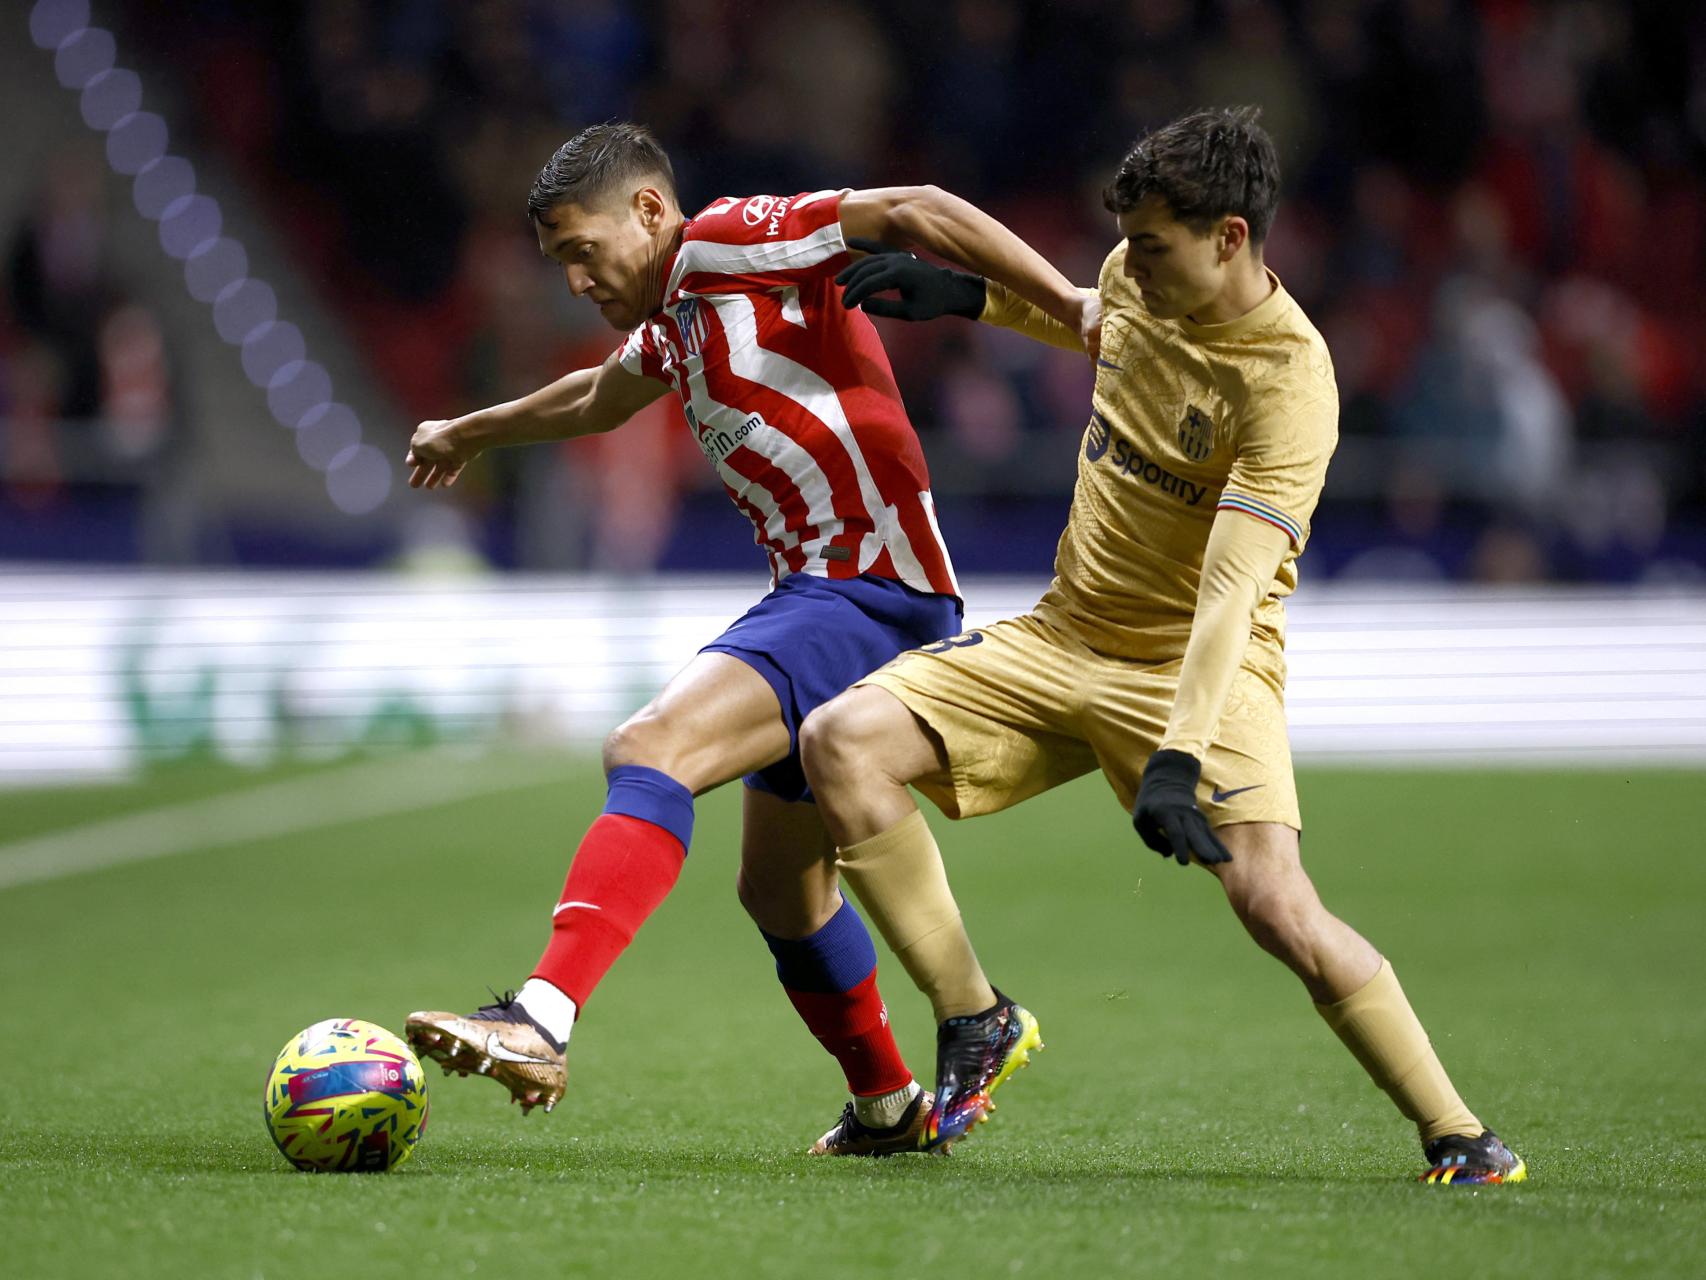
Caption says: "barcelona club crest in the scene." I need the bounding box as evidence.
[1177,405,1214,462]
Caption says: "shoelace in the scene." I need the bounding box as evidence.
[474,987,530,1023]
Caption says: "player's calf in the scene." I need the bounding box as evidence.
[1210,822,1381,1004]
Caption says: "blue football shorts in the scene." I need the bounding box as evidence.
[700,571,962,802]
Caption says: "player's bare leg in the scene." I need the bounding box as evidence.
[735,788,842,939]
[737,788,930,1155]
[600,651,793,790]
[1204,822,1378,1003]
[409,654,793,1112]
[1208,822,1525,1184]
[803,685,1042,1151]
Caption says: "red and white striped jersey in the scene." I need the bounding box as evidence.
[617,190,959,598]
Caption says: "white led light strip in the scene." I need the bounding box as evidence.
[28,0,394,516]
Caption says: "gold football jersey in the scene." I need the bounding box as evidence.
[989,245,1338,678]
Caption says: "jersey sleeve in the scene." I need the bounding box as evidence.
[979,281,1092,353]
[1158,511,1293,758]
[615,322,669,385]
[1217,364,1338,551]
[671,191,852,293]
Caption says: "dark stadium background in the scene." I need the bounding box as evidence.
[5,0,1703,581]
[6,5,1706,1278]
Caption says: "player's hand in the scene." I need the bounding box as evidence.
[835,238,986,321]
[406,417,480,489]
[1078,290,1103,364]
[1132,749,1232,867]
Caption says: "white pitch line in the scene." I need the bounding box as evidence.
[0,751,570,892]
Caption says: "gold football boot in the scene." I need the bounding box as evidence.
[405,992,565,1114]
[808,1090,934,1157]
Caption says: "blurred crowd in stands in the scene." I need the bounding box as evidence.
[5,0,1704,581]
[5,150,181,520]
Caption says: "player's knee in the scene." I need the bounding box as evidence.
[1235,890,1296,956]
[1228,877,1319,964]
[602,707,670,774]
[798,695,872,793]
[734,864,764,920]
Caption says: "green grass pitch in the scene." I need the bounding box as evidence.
[2,756,1703,1279]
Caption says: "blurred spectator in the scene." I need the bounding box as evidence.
[7,152,111,420]
[2,151,180,546]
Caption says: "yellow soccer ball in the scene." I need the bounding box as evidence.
[263,1018,429,1172]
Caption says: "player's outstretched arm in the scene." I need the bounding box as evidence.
[835,245,1098,357]
[406,350,668,489]
[1133,511,1291,866]
[839,186,1094,344]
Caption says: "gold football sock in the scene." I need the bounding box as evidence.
[1315,959,1482,1144]
[835,809,995,1020]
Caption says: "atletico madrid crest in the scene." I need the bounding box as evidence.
[675,298,710,357]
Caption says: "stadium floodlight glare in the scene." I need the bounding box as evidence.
[296,404,363,472]
[132,155,195,219]
[212,278,276,345]
[241,322,306,389]
[52,24,113,87]
[104,109,167,174]
[325,444,394,516]
[184,238,248,303]
[28,0,392,519]
[268,361,335,430]
[27,0,86,47]
[157,192,222,258]
[79,65,140,129]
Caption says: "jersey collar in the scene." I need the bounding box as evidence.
[651,223,690,316]
[1177,269,1288,343]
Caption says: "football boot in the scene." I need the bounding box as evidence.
[405,991,565,1115]
[808,1089,934,1157]
[923,989,1042,1152]
[1419,1129,1527,1185]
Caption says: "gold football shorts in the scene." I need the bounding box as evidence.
[858,612,1300,829]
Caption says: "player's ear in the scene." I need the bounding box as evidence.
[634,185,668,232]
[1218,216,1248,263]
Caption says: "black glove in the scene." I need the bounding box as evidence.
[835,238,986,321]
[1132,750,1233,867]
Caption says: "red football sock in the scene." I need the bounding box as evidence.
[783,972,913,1097]
[532,814,686,1009]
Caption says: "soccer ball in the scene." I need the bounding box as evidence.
[263,1018,429,1172]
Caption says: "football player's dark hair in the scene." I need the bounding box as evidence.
[527,122,677,226]
[1102,105,1281,245]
